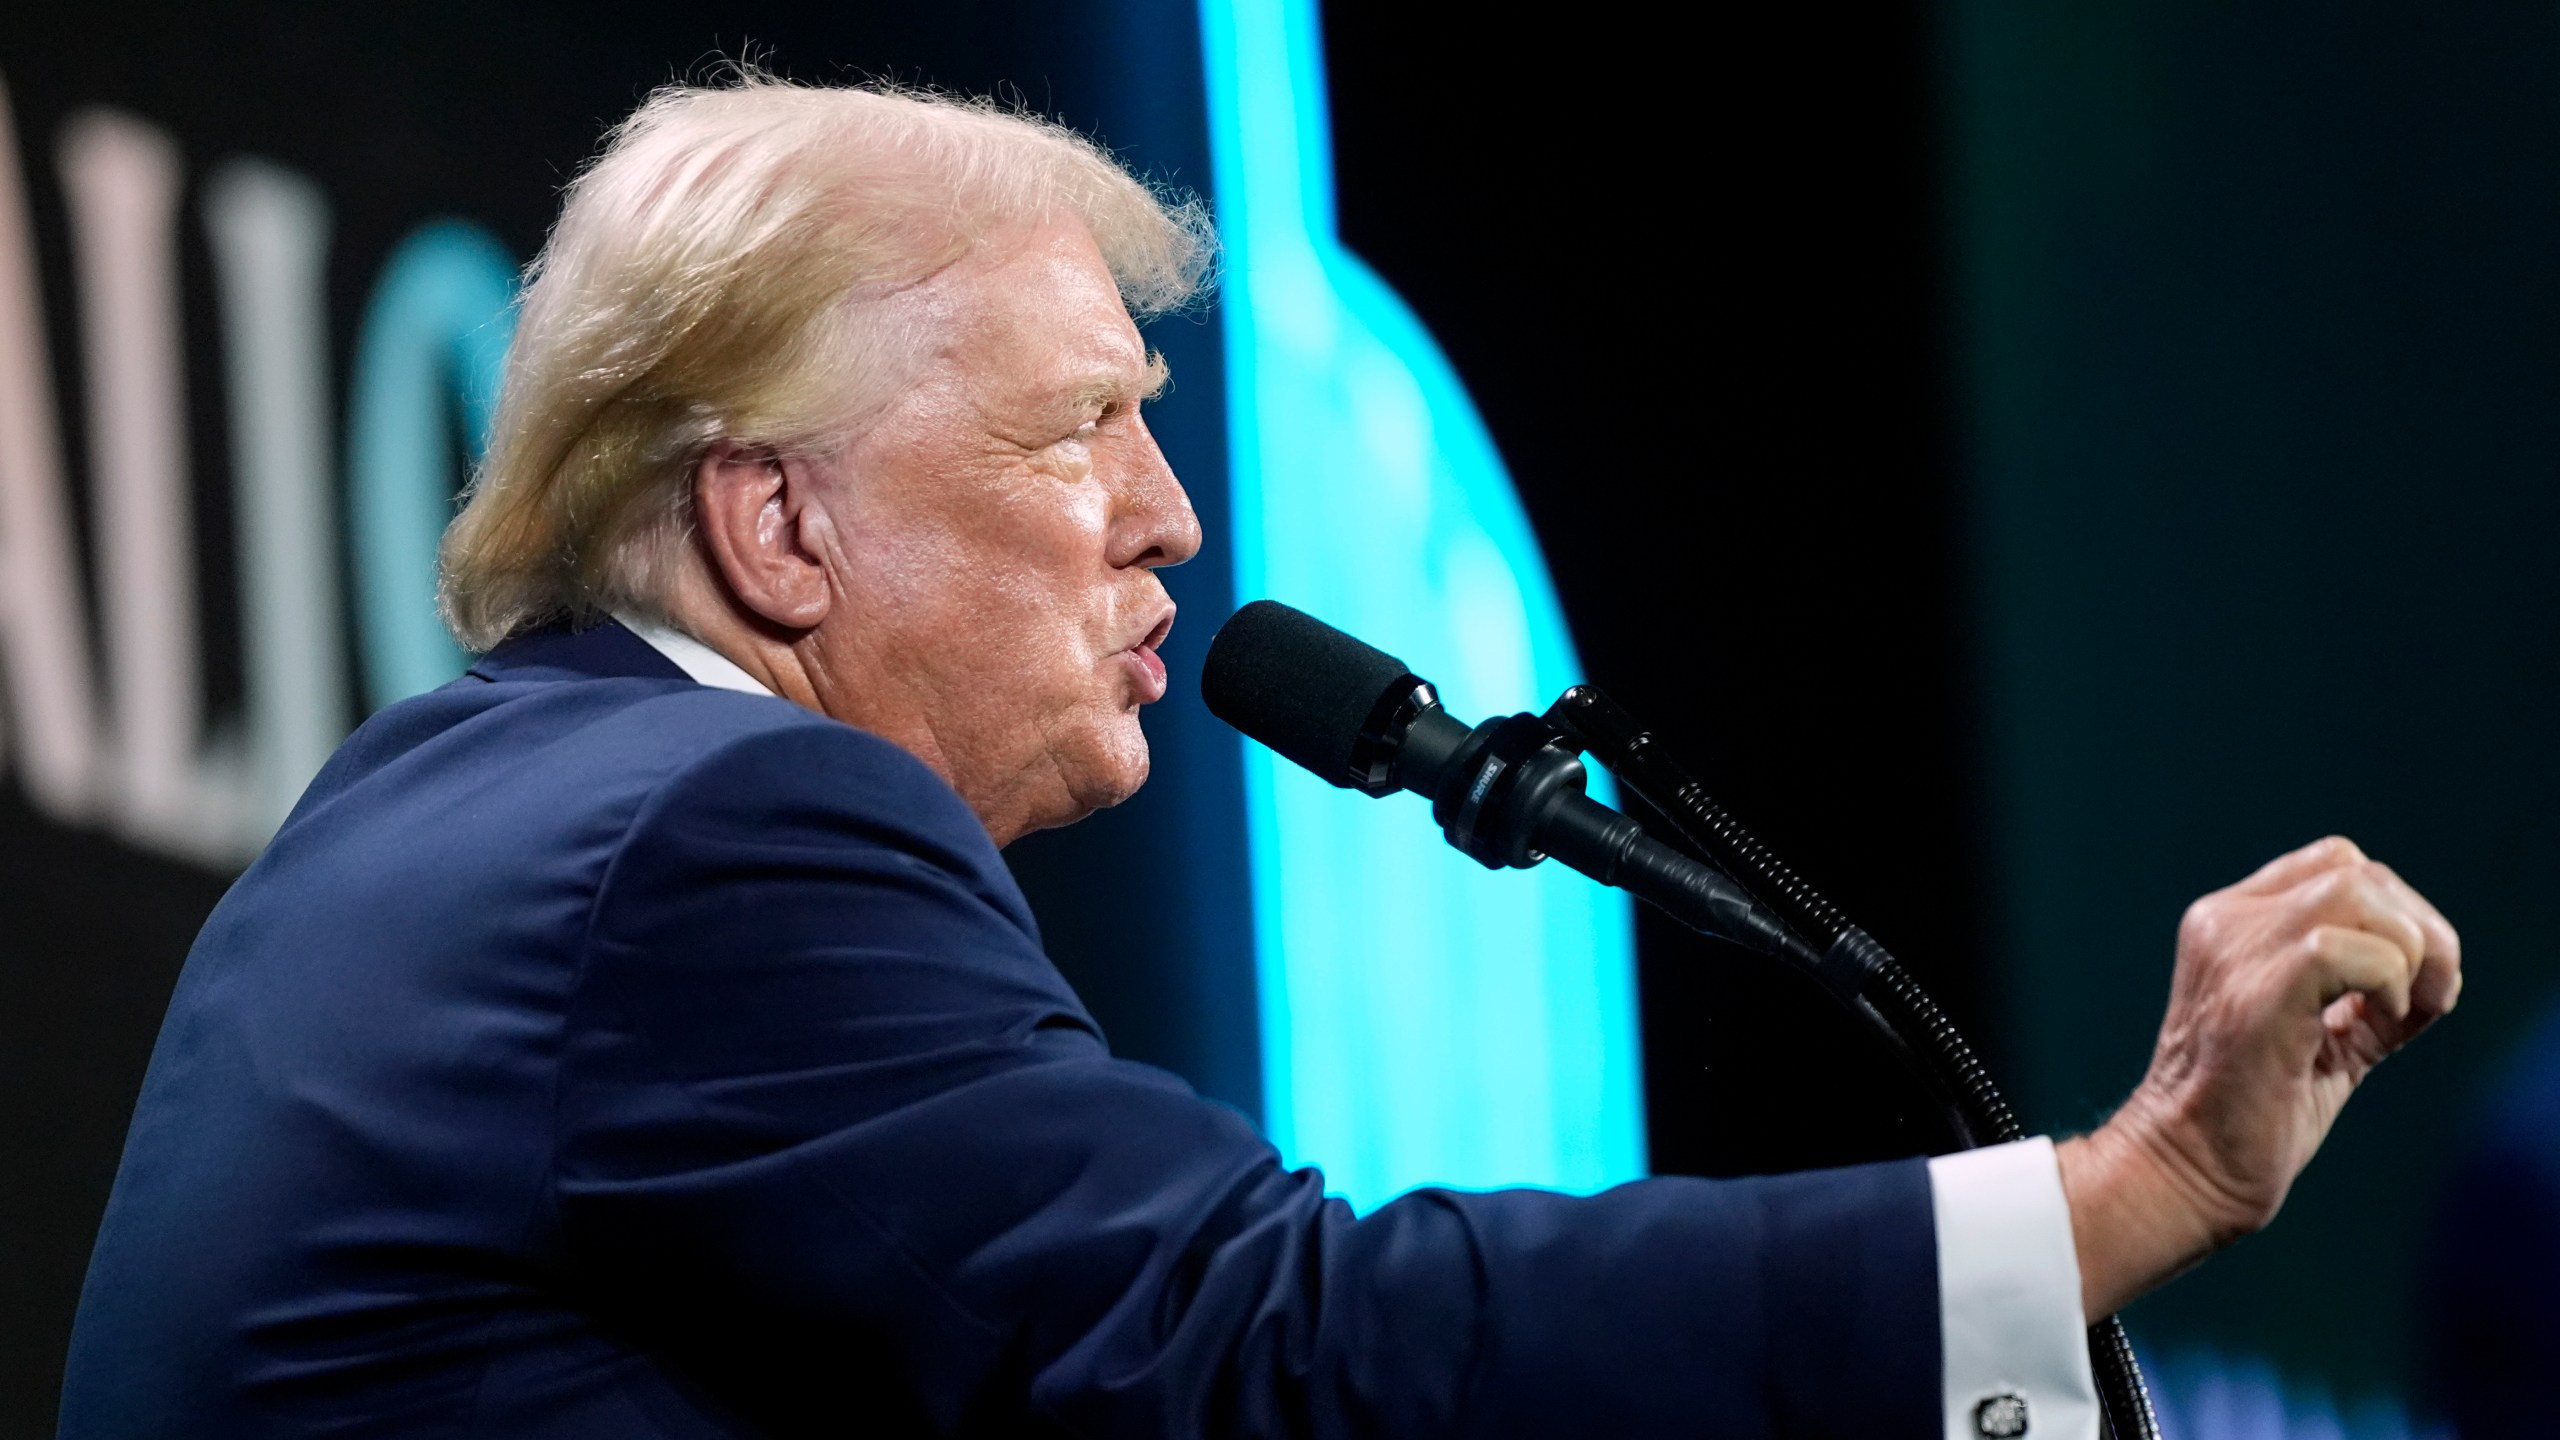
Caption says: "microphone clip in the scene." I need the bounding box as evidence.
[1424,711,1591,871]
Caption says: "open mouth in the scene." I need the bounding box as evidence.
[1124,610,1175,701]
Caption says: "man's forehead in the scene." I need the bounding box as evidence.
[936,224,1154,397]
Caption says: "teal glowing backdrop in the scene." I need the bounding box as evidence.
[1198,0,1645,1210]
[347,220,518,708]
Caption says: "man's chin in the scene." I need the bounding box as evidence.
[1074,742,1151,815]
[1013,736,1150,842]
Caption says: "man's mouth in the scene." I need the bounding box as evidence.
[1124,610,1175,703]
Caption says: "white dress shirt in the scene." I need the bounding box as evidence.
[615,612,776,698]
[614,615,2098,1439]
[1931,1137,2098,1439]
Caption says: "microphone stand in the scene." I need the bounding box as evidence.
[1540,685,2162,1440]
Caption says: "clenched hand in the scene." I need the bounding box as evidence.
[2057,835,2462,1319]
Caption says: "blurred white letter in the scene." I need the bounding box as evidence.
[61,109,242,859]
[0,76,101,824]
[204,160,346,838]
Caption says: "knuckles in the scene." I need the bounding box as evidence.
[2178,895,2227,952]
[2175,844,2448,998]
[2302,861,2382,915]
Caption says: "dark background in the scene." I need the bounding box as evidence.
[8,2,2558,1435]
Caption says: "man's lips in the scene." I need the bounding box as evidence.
[1122,609,1175,704]
[1126,642,1168,701]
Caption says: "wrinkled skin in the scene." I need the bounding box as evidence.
[667,218,1197,846]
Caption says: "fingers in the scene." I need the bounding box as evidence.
[2303,924,2415,1023]
[2370,864,2459,960]
[2204,837,2460,1052]
[2277,856,2463,1034]
[2366,862,2463,1022]
[2231,835,2367,897]
[2291,864,2428,970]
[2413,961,2464,1023]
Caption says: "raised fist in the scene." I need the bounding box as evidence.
[2058,836,2462,1318]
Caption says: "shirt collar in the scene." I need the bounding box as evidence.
[610,611,776,699]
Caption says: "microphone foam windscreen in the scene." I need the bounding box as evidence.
[1200,600,1418,788]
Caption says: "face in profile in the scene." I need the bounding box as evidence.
[807,218,1200,842]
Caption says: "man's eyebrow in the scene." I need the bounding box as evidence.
[1065,350,1172,412]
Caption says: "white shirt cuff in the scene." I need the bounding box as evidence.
[1929,1136,2098,1440]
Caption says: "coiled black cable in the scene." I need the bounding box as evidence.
[1550,686,2161,1440]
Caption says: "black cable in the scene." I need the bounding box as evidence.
[1548,685,2161,1440]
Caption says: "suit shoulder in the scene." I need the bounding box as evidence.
[612,692,1000,876]
[633,692,963,808]
[590,693,1038,951]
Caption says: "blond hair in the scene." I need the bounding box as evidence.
[437,75,1214,650]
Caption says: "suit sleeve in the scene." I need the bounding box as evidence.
[554,719,1942,1439]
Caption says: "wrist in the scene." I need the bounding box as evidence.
[2055,1110,2230,1320]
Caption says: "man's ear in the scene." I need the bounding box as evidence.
[691,441,833,632]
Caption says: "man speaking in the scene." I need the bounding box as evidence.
[60,78,2460,1438]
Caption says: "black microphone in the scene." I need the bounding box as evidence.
[1201,600,1813,965]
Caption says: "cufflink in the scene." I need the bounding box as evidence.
[1972,1391,2029,1438]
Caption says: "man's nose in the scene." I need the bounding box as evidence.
[1113,420,1202,570]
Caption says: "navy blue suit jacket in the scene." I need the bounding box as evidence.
[61,622,1939,1438]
